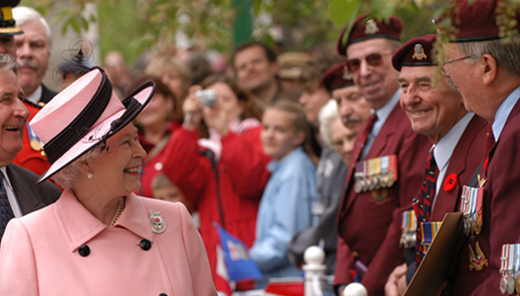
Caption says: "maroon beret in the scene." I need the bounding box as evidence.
[440,0,520,42]
[0,0,23,36]
[392,34,437,71]
[336,14,403,56]
[321,63,355,91]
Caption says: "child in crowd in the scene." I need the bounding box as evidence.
[250,100,317,287]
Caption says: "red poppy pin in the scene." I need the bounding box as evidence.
[444,173,457,192]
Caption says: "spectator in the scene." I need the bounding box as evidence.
[277,51,309,92]
[158,73,270,295]
[232,41,299,111]
[250,100,317,287]
[145,52,193,122]
[103,50,132,96]
[128,75,182,199]
[11,6,56,176]
[0,53,60,242]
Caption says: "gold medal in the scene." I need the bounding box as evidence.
[30,139,42,151]
[515,276,520,294]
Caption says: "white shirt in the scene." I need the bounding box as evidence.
[25,85,42,105]
[360,89,401,160]
[0,167,22,218]
[431,112,475,208]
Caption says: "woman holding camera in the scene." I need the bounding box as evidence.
[157,74,271,294]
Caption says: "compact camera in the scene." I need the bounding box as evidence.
[195,90,217,107]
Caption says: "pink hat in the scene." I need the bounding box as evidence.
[30,67,155,182]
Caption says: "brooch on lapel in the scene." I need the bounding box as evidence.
[149,211,166,234]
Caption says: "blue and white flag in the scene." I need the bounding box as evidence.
[214,223,263,282]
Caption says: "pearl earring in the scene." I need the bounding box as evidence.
[87,173,93,179]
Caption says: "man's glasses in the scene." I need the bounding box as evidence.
[346,52,391,73]
[440,55,473,73]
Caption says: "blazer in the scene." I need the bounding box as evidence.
[6,163,60,215]
[0,190,217,296]
[13,84,57,176]
[450,96,520,295]
[334,104,431,296]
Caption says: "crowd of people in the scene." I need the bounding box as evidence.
[0,0,519,295]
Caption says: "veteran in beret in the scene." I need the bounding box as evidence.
[334,14,431,296]
[437,0,520,294]
[384,33,490,296]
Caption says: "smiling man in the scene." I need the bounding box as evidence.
[0,53,60,241]
[11,7,57,176]
[436,0,520,294]
[384,34,489,296]
[334,15,431,296]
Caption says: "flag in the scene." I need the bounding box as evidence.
[214,223,263,282]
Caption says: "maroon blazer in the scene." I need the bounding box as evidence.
[334,103,431,295]
[449,97,520,295]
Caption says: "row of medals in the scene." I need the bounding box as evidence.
[354,172,395,193]
[500,270,520,295]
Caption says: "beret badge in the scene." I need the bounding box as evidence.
[412,43,427,61]
[364,19,380,35]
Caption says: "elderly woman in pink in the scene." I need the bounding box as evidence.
[0,67,217,296]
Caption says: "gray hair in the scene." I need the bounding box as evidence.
[12,6,52,48]
[458,34,520,77]
[0,54,20,75]
[318,99,340,146]
[51,144,102,189]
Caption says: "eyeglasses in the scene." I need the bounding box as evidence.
[440,55,473,73]
[346,52,391,73]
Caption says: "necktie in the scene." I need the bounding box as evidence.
[356,113,378,161]
[481,127,495,174]
[0,171,14,241]
[415,148,439,266]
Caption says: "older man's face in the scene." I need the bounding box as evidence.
[332,84,371,133]
[0,35,16,57]
[14,19,50,97]
[0,69,29,165]
[329,117,357,164]
[399,65,466,143]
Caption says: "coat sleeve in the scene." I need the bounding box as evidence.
[0,219,38,296]
[333,236,355,290]
[178,203,218,296]
[220,127,271,200]
[249,173,314,272]
[159,127,212,210]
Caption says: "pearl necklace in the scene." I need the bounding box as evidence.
[109,197,126,227]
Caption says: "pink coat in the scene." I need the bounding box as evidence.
[0,189,217,296]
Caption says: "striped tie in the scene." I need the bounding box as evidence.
[0,171,14,241]
[415,149,438,267]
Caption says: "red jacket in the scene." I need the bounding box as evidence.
[13,101,50,176]
[335,104,431,296]
[137,121,182,198]
[158,125,271,293]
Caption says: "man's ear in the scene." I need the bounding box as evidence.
[481,53,497,86]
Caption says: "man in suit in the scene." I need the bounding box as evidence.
[384,34,489,296]
[334,15,431,296]
[11,6,56,176]
[437,0,520,294]
[0,53,60,241]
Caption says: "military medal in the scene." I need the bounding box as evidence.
[460,185,484,237]
[149,211,166,234]
[400,210,416,248]
[420,221,441,253]
[469,240,488,271]
[502,244,511,294]
[354,155,398,194]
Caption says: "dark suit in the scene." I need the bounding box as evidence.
[449,97,520,295]
[334,103,431,296]
[13,84,57,176]
[5,164,60,215]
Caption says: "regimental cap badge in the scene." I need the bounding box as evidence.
[412,43,427,60]
[342,65,353,80]
[364,19,380,35]
[149,211,166,234]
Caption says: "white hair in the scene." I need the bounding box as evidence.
[12,6,52,47]
[318,99,340,146]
